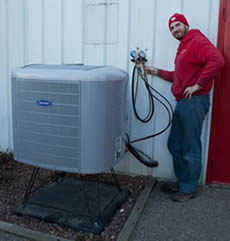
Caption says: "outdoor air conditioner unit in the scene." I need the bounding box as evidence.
[11,64,128,174]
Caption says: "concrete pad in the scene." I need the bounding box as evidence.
[131,182,230,241]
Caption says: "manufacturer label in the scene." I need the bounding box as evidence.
[36,100,52,107]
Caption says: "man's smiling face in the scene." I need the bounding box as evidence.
[170,21,189,41]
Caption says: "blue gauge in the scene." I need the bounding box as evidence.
[130,50,137,58]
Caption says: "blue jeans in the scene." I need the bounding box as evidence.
[167,95,210,193]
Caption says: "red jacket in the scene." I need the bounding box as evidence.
[158,29,224,101]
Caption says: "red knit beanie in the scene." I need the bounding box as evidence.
[168,13,189,29]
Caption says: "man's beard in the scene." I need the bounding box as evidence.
[174,26,188,40]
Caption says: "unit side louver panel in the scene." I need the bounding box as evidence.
[14,80,81,171]
[16,121,79,136]
[16,80,79,93]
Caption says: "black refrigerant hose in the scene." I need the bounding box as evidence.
[131,65,154,123]
[126,60,174,168]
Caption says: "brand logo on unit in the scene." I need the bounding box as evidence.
[36,100,52,106]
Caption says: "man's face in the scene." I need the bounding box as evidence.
[169,21,189,40]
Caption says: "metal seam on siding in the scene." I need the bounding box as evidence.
[104,0,107,65]
[150,0,158,174]
[7,0,14,149]
[207,0,213,40]
[87,3,110,7]
[21,0,25,65]
[127,0,132,140]
[61,0,64,64]
[116,1,120,48]
[6,0,11,149]
[126,0,131,71]
[84,42,119,45]
[42,0,45,63]
[181,0,184,12]
[24,0,28,65]
[82,0,85,64]
[151,0,158,86]
[6,0,9,79]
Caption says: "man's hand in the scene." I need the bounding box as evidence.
[183,84,201,99]
[144,66,158,75]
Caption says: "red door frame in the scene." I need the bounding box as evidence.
[206,0,226,184]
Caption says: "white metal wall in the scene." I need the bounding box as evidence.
[0,0,220,180]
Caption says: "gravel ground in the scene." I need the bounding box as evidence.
[0,154,152,241]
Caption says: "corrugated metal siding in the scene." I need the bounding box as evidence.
[0,0,220,180]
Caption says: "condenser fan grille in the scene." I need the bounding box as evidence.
[14,79,81,171]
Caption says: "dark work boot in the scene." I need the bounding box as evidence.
[160,182,179,194]
[171,191,196,202]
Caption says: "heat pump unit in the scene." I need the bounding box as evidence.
[11,64,128,174]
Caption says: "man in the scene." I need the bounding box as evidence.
[145,13,224,202]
